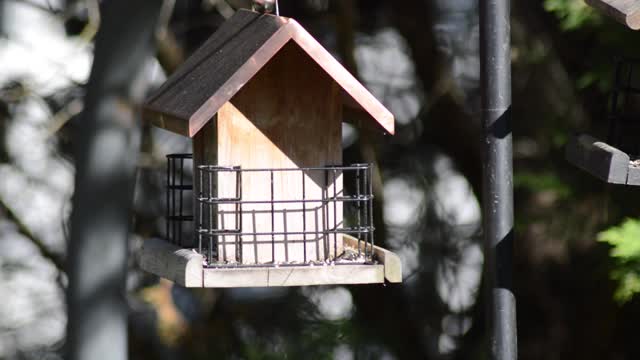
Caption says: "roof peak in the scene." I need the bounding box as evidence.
[143,9,394,137]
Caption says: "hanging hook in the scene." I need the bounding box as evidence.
[252,0,279,15]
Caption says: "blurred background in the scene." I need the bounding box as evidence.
[1,0,640,359]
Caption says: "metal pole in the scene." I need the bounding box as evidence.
[479,0,517,359]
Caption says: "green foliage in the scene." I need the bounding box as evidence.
[514,171,571,198]
[598,218,640,303]
[576,64,614,92]
[576,71,600,90]
[609,270,640,303]
[544,0,601,30]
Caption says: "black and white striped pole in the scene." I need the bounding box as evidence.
[479,0,517,359]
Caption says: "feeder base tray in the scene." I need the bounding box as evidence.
[566,134,640,186]
[139,236,402,287]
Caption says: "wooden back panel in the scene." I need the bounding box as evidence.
[214,41,343,264]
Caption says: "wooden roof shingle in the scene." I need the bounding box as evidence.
[143,9,394,137]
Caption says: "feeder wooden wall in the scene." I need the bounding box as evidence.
[193,42,344,264]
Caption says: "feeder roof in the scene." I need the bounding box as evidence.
[585,0,640,29]
[143,9,394,137]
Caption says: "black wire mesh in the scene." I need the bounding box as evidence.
[166,154,194,246]
[166,155,376,267]
[195,164,375,267]
[608,57,640,157]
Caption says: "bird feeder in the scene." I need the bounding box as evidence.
[565,0,640,184]
[566,57,640,185]
[138,9,402,287]
[566,0,640,185]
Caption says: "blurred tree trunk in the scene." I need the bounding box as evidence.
[0,0,4,37]
[334,1,432,358]
[65,1,163,360]
[389,0,483,198]
[388,2,487,358]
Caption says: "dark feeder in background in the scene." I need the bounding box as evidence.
[138,9,402,287]
[567,1,640,185]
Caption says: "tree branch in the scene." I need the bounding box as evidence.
[0,198,65,271]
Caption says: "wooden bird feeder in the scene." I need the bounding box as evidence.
[567,0,640,184]
[566,2,640,185]
[566,57,640,185]
[138,9,402,287]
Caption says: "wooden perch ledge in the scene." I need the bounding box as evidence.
[585,0,640,30]
[139,236,402,288]
[565,134,640,185]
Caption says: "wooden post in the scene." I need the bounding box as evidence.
[192,119,217,250]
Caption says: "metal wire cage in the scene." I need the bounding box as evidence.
[165,155,376,268]
[196,164,375,267]
[166,154,194,247]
